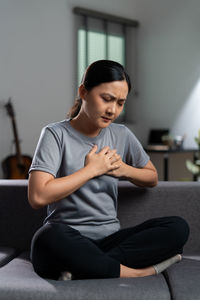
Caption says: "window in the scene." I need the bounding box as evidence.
[77,21,125,85]
[74,7,138,122]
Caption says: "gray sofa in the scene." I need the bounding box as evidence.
[0,180,200,300]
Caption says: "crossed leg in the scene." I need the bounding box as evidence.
[31,216,189,279]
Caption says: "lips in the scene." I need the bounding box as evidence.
[101,116,112,121]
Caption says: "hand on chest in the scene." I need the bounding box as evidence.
[63,139,124,175]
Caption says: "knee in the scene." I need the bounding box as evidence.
[168,216,190,248]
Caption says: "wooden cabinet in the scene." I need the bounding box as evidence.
[146,149,196,181]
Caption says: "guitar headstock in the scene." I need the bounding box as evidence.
[5,98,15,119]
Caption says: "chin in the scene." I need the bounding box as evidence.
[100,121,112,128]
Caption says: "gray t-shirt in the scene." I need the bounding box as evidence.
[29,120,149,240]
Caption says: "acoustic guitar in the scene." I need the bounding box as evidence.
[2,99,32,179]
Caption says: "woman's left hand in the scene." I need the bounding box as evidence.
[106,151,158,187]
[107,154,127,177]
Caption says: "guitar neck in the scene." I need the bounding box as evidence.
[11,116,23,164]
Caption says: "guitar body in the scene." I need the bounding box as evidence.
[2,155,32,179]
[2,99,32,179]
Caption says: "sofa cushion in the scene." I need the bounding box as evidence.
[0,252,171,300]
[164,258,200,300]
[0,247,17,267]
[183,254,200,261]
[0,252,58,300]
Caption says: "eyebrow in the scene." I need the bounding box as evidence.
[101,93,127,102]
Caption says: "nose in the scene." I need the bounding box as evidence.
[106,102,116,115]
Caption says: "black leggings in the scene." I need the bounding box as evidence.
[30,216,189,280]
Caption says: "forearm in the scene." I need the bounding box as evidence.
[29,145,121,209]
[122,164,158,187]
[28,165,95,209]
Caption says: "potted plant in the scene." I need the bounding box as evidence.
[186,129,200,181]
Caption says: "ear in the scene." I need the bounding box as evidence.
[78,84,88,100]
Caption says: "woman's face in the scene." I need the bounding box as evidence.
[79,80,129,129]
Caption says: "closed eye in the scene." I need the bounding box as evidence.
[102,97,111,102]
[118,100,125,106]
[101,93,126,106]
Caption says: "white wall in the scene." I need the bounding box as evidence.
[0,0,75,178]
[0,0,137,178]
[132,0,200,148]
[0,0,200,178]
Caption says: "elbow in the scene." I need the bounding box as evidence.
[139,171,158,188]
[149,172,158,187]
[29,201,43,210]
[28,193,46,210]
[28,173,51,209]
[149,181,158,188]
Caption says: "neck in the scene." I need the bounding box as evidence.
[70,113,101,138]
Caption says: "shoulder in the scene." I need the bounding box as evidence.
[45,120,66,132]
[37,120,68,149]
[109,124,144,152]
[108,123,127,134]
[108,123,136,139]
[42,120,67,138]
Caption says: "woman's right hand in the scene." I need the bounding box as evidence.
[85,145,121,177]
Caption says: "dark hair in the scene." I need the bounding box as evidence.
[67,60,131,119]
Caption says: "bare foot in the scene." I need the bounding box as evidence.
[120,264,156,278]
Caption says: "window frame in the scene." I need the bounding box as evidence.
[73,7,139,123]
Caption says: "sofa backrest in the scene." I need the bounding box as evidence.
[117,181,200,255]
[0,180,199,254]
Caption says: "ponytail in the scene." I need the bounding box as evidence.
[67,98,82,119]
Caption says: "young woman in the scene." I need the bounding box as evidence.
[28,60,189,280]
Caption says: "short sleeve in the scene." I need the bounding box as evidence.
[124,127,149,168]
[29,126,62,177]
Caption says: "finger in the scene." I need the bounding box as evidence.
[107,149,117,158]
[111,163,120,170]
[108,152,119,161]
[110,154,121,164]
[110,153,120,159]
[99,146,110,155]
[107,164,120,175]
[88,144,98,154]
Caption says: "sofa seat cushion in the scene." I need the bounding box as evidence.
[0,247,17,267]
[0,252,171,300]
[183,254,200,261]
[0,252,58,300]
[164,258,200,300]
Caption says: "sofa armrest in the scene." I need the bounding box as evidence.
[0,180,46,251]
[0,247,17,267]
